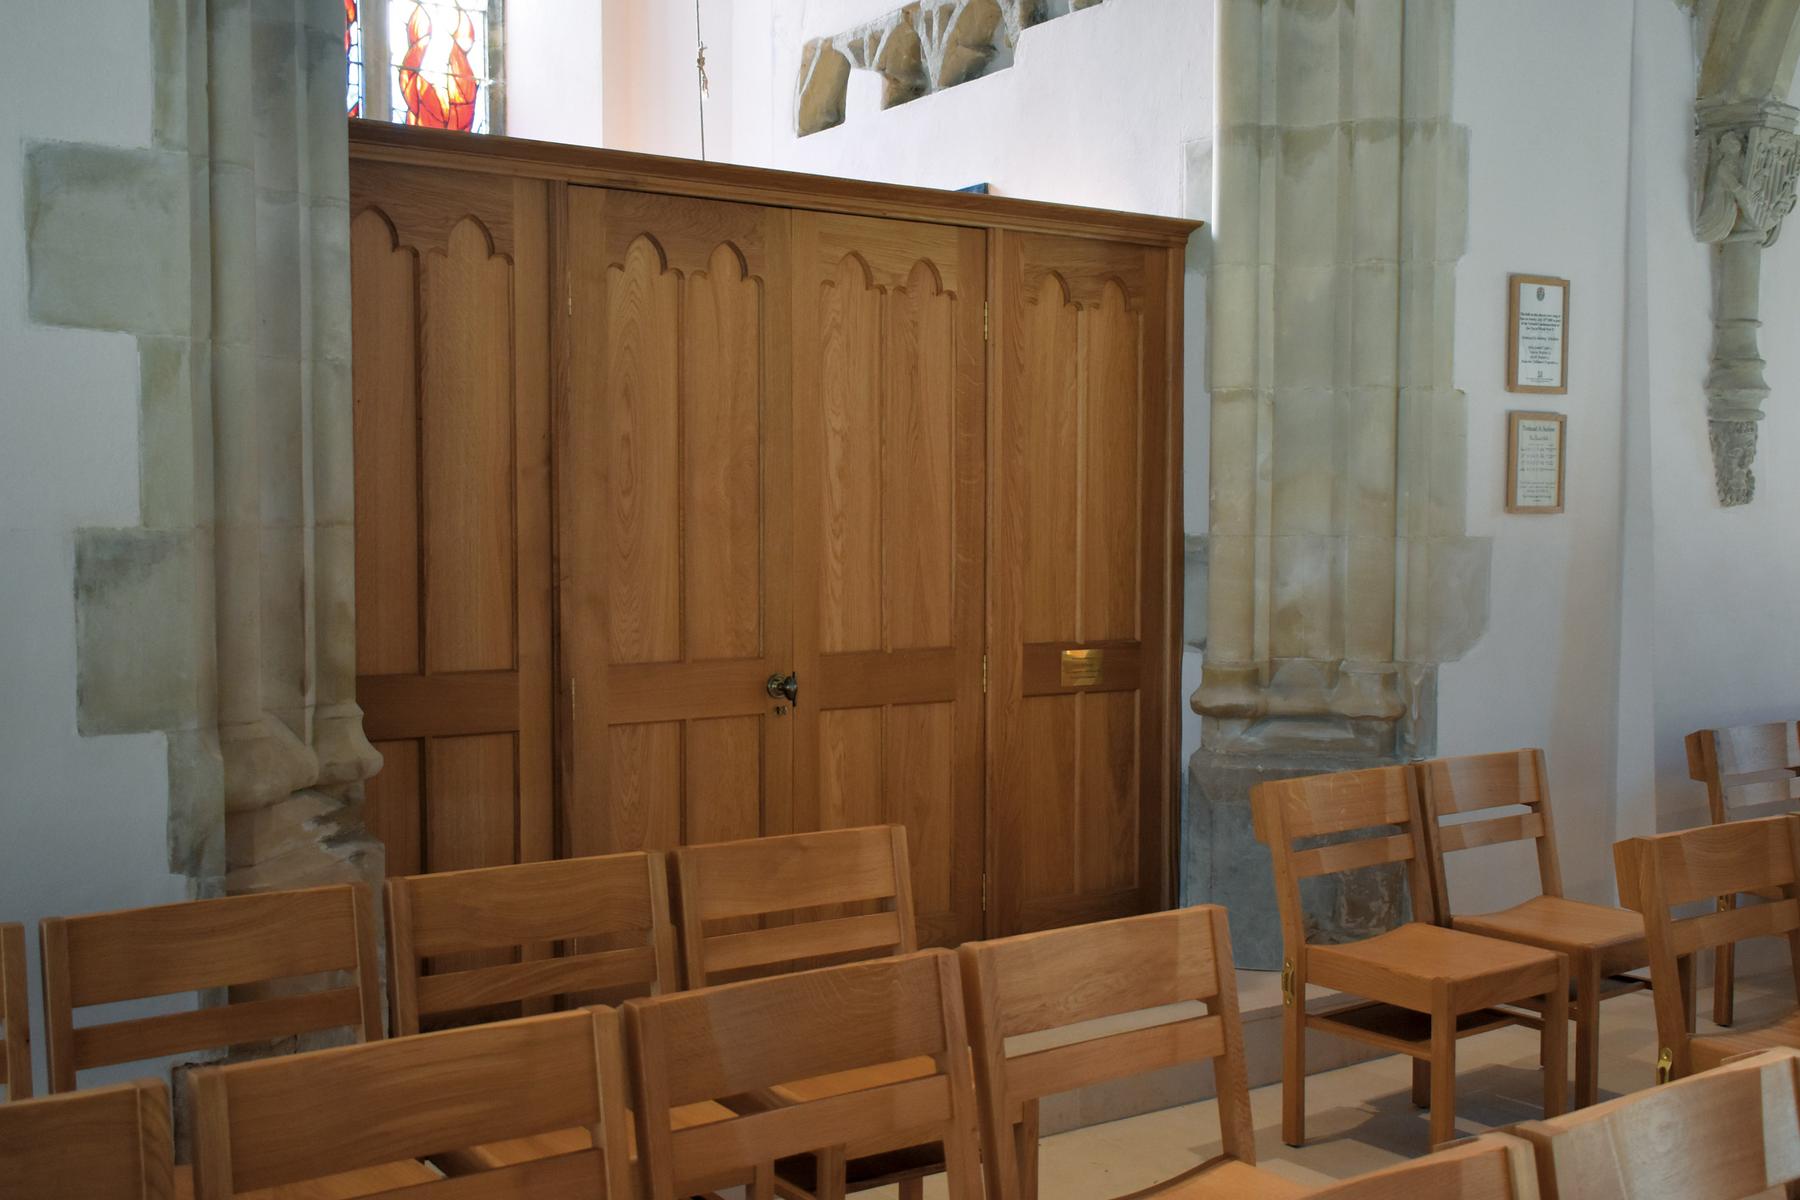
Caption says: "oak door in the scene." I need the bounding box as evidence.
[350,166,556,877]
[791,213,988,947]
[560,189,795,858]
[989,231,1176,934]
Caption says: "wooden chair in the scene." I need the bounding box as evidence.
[1513,1047,1800,1200]
[1686,721,1800,1026]
[39,884,382,1093]
[2,921,31,1100]
[1419,749,1651,1107]
[1252,764,1568,1149]
[1614,814,1800,1081]
[672,824,933,1199]
[189,1008,635,1199]
[386,851,736,1179]
[624,949,983,1200]
[1305,1132,1541,1200]
[958,904,1305,1200]
[0,1078,174,1199]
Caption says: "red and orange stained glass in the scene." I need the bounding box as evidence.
[389,1,493,134]
[345,0,364,118]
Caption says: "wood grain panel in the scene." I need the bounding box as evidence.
[887,703,955,923]
[427,734,518,872]
[819,707,884,833]
[604,722,683,853]
[685,718,765,845]
[350,212,420,677]
[605,235,683,666]
[819,253,884,655]
[885,261,957,651]
[992,231,1176,935]
[365,739,422,877]
[421,218,516,674]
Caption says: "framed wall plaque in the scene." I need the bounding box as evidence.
[1508,273,1569,393]
[1507,410,1566,514]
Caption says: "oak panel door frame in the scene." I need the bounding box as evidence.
[559,188,795,860]
[988,229,1178,936]
[790,212,989,948]
[350,164,556,878]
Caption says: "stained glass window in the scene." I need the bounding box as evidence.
[346,0,364,118]
[390,1,495,134]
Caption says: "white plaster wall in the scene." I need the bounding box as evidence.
[597,0,736,160]
[1434,0,1638,913]
[2,6,193,1093]
[507,0,606,146]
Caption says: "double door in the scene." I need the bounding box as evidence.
[559,191,987,946]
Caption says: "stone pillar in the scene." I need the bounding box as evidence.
[1191,0,1487,964]
[31,0,381,898]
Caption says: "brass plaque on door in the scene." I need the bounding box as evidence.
[1060,649,1104,687]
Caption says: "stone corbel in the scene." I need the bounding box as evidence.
[1692,100,1800,505]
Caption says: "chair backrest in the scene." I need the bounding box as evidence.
[957,905,1254,1200]
[189,1008,634,1200]
[670,824,918,987]
[624,949,981,1200]
[1251,765,1437,962]
[1514,1047,1800,1200]
[1613,815,1800,1074]
[1686,721,1800,823]
[1418,749,1563,914]
[386,851,678,1035]
[1307,1132,1541,1200]
[39,884,382,1092]
[2,921,31,1099]
[0,1078,174,1199]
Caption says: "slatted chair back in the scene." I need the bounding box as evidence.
[1251,764,1438,944]
[1686,721,1800,822]
[189,1008,634,1200]
[39,884,381,1093]
[1418,749,1563,911]
[385,851,678,1035]
[0,1078,174,1199]
[1514,1047,1800,1200]
[1614,815,1800,1078]
[624,949,982,1200]
[670,824,917,987]
[1307,1132,1541,1200]
[2,922,31,1099]
[957,905,1256,1200]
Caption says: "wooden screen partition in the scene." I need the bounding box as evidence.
[348,122,1195,940]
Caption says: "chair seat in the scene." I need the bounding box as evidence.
[1693,1009,1800,1073]
[1116,1158,1310,1200]
[1308,922,1563,1013]
[176,1159,441,1199]
[435,1098,734,1173]
[1452,896,1647,972]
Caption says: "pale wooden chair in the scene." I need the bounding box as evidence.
[1513,1047,1800,1200]
[672,824,934,1199]
[0,1078,174,1199]
[2,921,31,1099]
[1419,749,1652,1107]
[189,1008,635,1199]
[1252,764,1568,1149]
[1305,1132,1542,1200]
[39,884,382,1094]
[624,949,983,1200]
[1686,721,1800,1026]
[958,904,1306,1200]
[386,851,737,1181]
[1614,814,1800,1082]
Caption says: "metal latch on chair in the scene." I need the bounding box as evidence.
[1656,1047,1674,1084]
[1281,960,1296,1007]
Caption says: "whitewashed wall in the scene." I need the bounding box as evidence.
[3,4,192,1094]
[509,0,606,146]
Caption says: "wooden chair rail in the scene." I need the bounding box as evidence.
[1306,1132,1541,1200]
[699,911,903,976]
[413,946,661,1014]
[0,1078,174,1200]
[1291,832,1415,879]
[1437,811,1548,854]
[1003,1013,1225,1106]
[69,986,363,1074]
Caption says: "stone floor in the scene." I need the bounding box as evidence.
[854,973,1793,1197]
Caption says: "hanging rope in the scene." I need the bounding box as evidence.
[695,0,709,160]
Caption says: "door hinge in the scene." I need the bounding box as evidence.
[983,301,990,342]
[981,653,989,694]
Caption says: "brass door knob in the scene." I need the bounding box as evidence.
[765,671,798,707]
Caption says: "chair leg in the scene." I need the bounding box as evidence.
[1018,1099,1041,1200]
[1428,1010,1456,1150]
[752,1164,779,1200]
[1543,962,1569,1118]
[813,1149,847,1200]
[898,1180,924,1200]
[1714,909,1737,1027]
[1411,1058,1429,1108]
[1680,953,1699,1035]
[1282,1000,1306,1147]
[1575,955,1602,1109]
